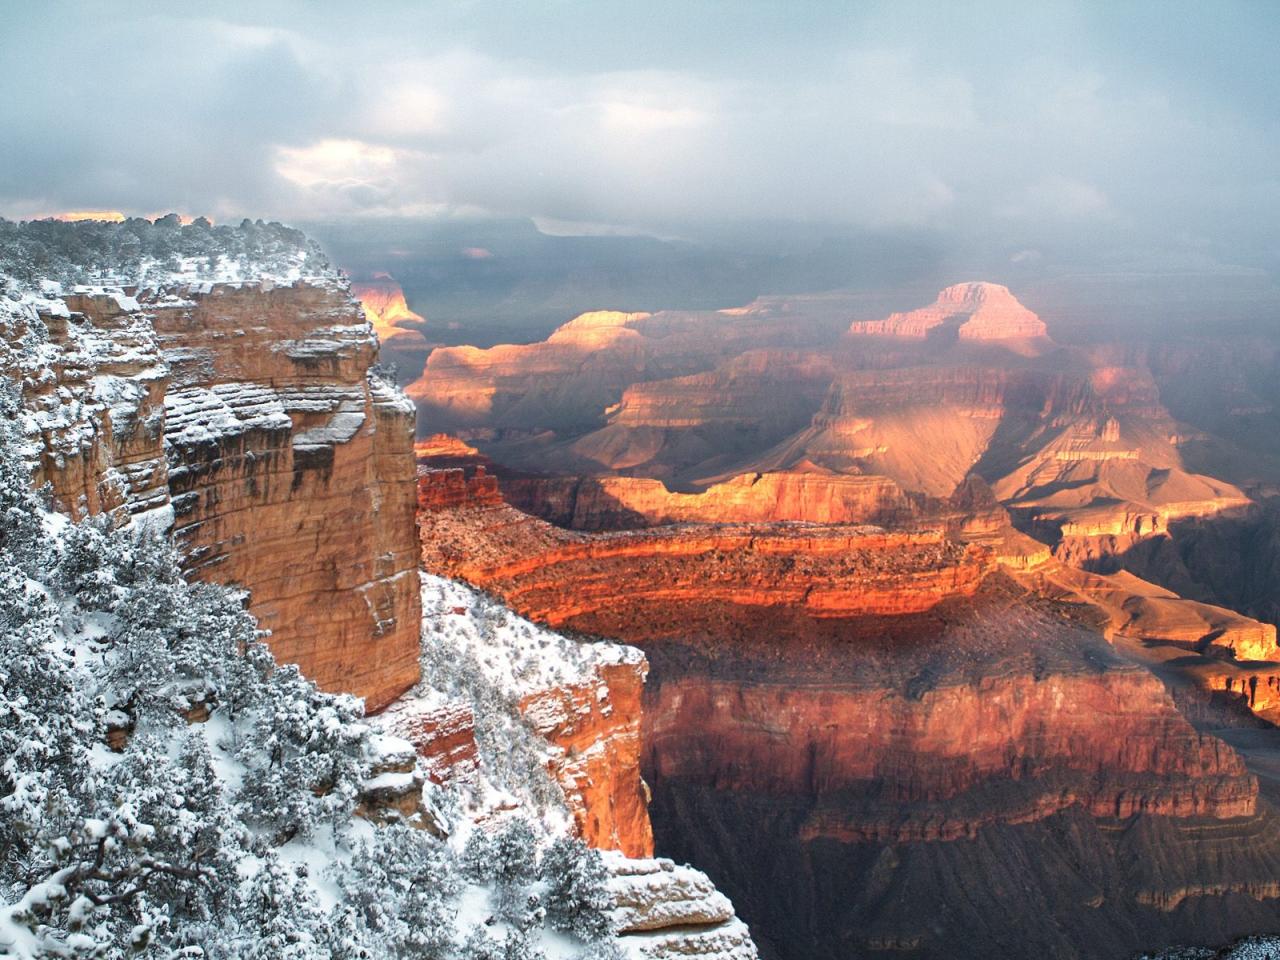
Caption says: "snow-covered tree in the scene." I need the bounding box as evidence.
[0,285,633,957]
[540,838,613,943]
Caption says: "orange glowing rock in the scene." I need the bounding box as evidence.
[352,273,429,346]
[848,281,1049,342]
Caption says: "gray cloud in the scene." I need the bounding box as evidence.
[2,0,1277,278]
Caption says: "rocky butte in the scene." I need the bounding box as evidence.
[406,282,1280,959]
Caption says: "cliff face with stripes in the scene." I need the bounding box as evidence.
[4,279,422,711]
[409,420,1280,960]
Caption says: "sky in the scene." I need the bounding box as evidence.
[2,0,1278,279]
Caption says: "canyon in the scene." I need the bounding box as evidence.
[4,260,759,958]
[406,282,1280,958]
[412,452,1280,957]
[14,247,1280,958]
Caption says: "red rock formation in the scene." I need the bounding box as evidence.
[417,465,502,512]
[847,281,1049,343]
[648,664,1256,841]
[519,660,654,857]
[352,273,428,345]
[422,505,992,629]
[351,273,435,385]
[644,599,1280,960]
[8,281,424,712]
[408,299,848,436]
[405,575,655,857]
[1,291,171,523]
[374,692,480,786]
[140,281,419,711]
[146,281,422,712]
[406,285,1251,574]
[503,470,914,530]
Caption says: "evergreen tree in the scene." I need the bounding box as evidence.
[540,837,613,942]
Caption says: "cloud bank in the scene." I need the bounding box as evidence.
[2,1,1277,276]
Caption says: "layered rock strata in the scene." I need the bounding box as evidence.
[603,853,758,959]
[503,469,915,531]
[6,280,423,712]
[408,284,1250,569]
[847,280,1049,343]
[148,281,422,711]
[412,467,1280,959]
[2,289,171,524]
[410,299,849,436]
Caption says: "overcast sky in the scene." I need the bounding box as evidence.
[3,0,1277,277]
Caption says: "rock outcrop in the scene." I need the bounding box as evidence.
[375,689,480,786]
[150,281,422,712]
[603,853,758,959]
[847,281,1049,343]
[405,284,1251,570]
[6,279,423,712]
[504,469,914,530]
[408,299,849,436]
[2,289,171,525]
[350,272,434,385]
[395,574,654,858]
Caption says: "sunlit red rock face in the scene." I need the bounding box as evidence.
[408,283,1248,558]
[148,282,422,712]
[351,273,434,384]
[408,284,1264,651]
[409,299,850,437]
[414,483,1280,958]
[504,469,915,530]
[520,657,654,858]
[847,280,1049,344]
[417,463,993,627]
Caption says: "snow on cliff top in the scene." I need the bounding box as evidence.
[0,215,339,302]
[420,572,645,701]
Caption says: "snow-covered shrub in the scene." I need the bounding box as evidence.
[0,216,333,292]
[420,595,565,814]
[540,838,613,943]
[326,825,460,960]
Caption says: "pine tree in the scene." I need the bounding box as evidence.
[540,837,613,942]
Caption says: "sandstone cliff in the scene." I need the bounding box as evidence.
[5,278,423,712]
